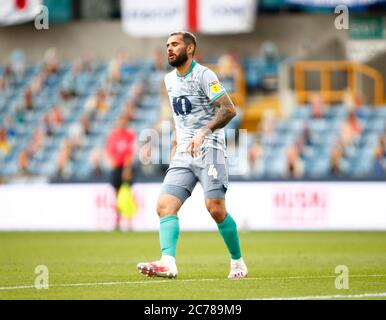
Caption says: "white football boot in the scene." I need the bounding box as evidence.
[137,255,178,279]
[228,257,248,279]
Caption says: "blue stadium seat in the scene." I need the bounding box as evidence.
[264,154,287,178]
[291,106,311,119]
[326,105,347,119]
[306,157,330,177]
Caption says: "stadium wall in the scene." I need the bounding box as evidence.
[0,14,348,62]
[0,182,385,231]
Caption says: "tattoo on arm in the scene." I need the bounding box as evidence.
[203,94,236,133]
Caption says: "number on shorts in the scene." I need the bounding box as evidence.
[208,164,218,179]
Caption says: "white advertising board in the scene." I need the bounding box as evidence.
[0,182,386,231]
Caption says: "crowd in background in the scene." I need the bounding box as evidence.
[1,45,386,184]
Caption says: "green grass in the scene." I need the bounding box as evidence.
[0,231,386,300]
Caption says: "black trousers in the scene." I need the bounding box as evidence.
[111,166,124,192]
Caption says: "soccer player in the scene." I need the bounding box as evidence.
[137,31,247,279]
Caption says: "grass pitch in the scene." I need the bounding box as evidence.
[0,231,386,300]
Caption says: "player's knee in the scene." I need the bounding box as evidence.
[156,199,178,217]
[156,201,169,217]
[206,201,226,224]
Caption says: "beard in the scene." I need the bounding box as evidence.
[168,51,188,68]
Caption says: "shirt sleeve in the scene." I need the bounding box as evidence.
[201,68,227,104]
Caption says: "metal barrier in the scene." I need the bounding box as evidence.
[294,61,385,106]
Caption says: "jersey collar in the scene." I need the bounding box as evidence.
[176,60,196,78]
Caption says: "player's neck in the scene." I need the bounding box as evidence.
[176,59,195,77]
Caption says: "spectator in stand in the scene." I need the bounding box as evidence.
[85,88,111,117]
[302,126,312,147]
[43,48,59,75]
[309,93,326,118]
[41,114,54,137]
[10,49,26,83]
[108,47,131,84]
[0,76,9,95]
[286,145,304,178]
[82,52,96,73]
[340,111,363,147]
[90,148,106,178]
[123,100,136,122]
[373,146,386,177]
[246,138,264,177]
[27,129,45,158]
[118,47,132,81]
[108,57,121,84]
[49,105,64,128]
[330,141,344,177]
[18,150,29,175]
[0,128,11,156]
[130,81,146,105]
[152,48,167,72]
[30,71,46,95]
[69,115,91,150]
[62,59,84,98]
[105,114,136,230]
[294,126,312,160]
[217,52,240,93]
[344,90,365,115]
[4,65,16,86]
[3,116,17,139]
[378,133,386,158]
[294,134,305,159]
[23,87,34,111]
[14,105,26,125]
[259,110,277,145]
[218,52,238,79]
[59,88,73,106]
[56,139,74,178]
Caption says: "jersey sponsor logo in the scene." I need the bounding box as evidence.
[172,96,192,116]
[208,80,222,94]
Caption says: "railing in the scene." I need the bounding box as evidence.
[294,61,385,106]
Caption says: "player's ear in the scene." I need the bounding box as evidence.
[187,44,194,56]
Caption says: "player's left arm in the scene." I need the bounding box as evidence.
[187,94,236,157]
[204,93,237,132]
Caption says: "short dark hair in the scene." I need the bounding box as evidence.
[169,31,197,56]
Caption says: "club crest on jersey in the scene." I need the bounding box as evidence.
[208,80,222,94]
[172,96,192,116]
[188,81,200,93]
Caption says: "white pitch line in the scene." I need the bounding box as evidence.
[254,292,386,300]
[0,274,385,291]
